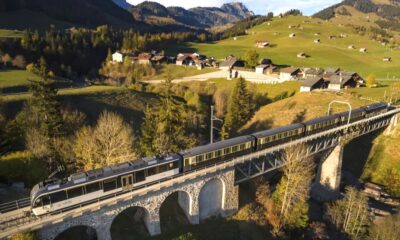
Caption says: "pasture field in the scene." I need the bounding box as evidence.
[167,16,400,78]
[0,69,41,88]
[0,29,23,38]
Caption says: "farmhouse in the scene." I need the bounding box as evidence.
[255,41,270,48]
[219,56,245,71]
[303,68,324,78]
[359,48,367,53]
[112,51,124,63]
[151,55,166,65]
[279,67,301,81]
[300,76,325,92]
[297,52,308,58]
[383,57,392,62]
[255,65,269,74]
[326,73,358,91]
[137,53,152,65]
[176,56,192,66]
[324,67,340,75]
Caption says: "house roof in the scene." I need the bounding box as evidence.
[325,67,340,74]
[138,53,152,60]
[280,67,300,74]
[220,57,239,68]
[151,55,165,61]
[256,64,270,69]
[302,77,324,87]
[304,68,324,76]
[176,56,190,62]
[327,75,353,86]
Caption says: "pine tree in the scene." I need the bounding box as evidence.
[154,78,192,154]
[29,58,63,138]
[222,77,253,138]
[140,106,157,156]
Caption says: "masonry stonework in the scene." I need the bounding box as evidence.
[37,167,238,240]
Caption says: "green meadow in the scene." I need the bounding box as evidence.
[167,16,400,79]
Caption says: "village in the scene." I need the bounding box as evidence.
[111,44,368,93]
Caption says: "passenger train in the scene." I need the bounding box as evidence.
[30,103,390,216]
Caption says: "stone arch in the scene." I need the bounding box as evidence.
[198,178,225,221]
[159,190,192,233]
[55,225,97,240]
[110,205,151,240]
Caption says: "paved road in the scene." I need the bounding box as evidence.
[141,70,281,84]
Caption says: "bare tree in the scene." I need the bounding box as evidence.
[213,87,229,118]
[326,186,370,240]
[273,144,315,233]
[369,214,400,240]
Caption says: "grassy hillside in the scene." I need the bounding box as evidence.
[168,16,400,78]
[0,29,23,38]
[241,91,371,133]
[0,69,41,88]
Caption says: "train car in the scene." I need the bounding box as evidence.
[364,103,388,117]
[252,123,305,150]
[30,154,181,216]
[303,114,341,135]
[180,135,256,172]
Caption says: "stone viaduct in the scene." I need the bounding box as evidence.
[37,168,238,240]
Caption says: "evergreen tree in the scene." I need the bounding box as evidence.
[154,78,192,154]
[139,106,157,156]
[29,58,63,138]
[222,77,253,138]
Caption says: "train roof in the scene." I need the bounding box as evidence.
[251,123,304,138]
[363,103,387,111]
[31,154,181,200]
[302,113,340,126]
[180,135,255,157]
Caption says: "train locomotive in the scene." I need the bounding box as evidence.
[30,103,389,216]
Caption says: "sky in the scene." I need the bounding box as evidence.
[126,0,342,15]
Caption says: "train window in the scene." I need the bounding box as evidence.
[147,166,158,176]
[215,150,222,157]
[196,155,204,163]
[224,147,231,155]
[103,179,117,192]
[167,161,178,170]
[42,196,51,205]
[86,182,101,193]
[33,198,43,208]
[206,152,213,160]
[136,170,145,182]
[158,164,168,172]
[239,144,245,150]
[67,187,83,199]
[52,190,67,203]
[232,145,238,152]
[184,158,190,166]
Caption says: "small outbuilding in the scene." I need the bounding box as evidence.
[348,45,355,50]
[314,39,321,44]
[289,33,296,38]
[383,57,392,62]
[300,77,325,92]
[112,51,124,63]
[297,52,308,58]
[255,41,270,48]
[326,74,358,91]
[359,48,368,53]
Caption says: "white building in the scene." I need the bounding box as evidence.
[112,52,124,63]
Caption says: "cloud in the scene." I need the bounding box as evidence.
[126,0,342,15]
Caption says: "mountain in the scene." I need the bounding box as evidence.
[112,0,132,11]
[130,1,254,29]
[0,0,136,30]
[0,0,253,32]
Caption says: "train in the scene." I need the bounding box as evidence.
[30,103,389,216]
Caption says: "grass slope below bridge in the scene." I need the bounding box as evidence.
[167,15,400,78]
